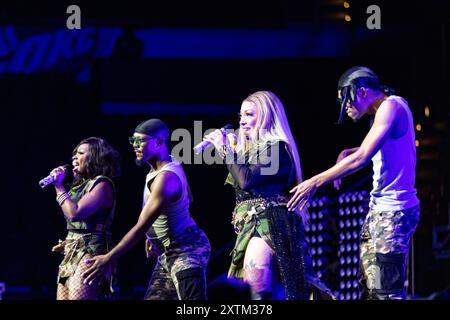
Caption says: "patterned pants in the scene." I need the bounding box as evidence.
[359,205,420,299]
[57,253,107,300]
[144,226,210,300]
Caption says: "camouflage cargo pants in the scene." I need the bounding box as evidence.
[359,205,420,300]
[144,226,210,300]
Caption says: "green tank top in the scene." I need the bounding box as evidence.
[66,176,115,233]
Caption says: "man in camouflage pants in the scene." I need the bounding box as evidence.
[288,66,420,299]
[360,206,419,299]
[82,119,210,300]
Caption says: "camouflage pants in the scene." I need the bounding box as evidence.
[359,205,420,299]
[229,201,334,300]
[144,226,210,300]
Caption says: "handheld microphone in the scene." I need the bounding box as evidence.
[39,165,70,188]
[193,124,233,155]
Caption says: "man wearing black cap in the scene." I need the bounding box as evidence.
[82,119,211,300]
[287,66,420,300]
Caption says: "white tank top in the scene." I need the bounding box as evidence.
[144,157,196,247]
[370,95,420,211]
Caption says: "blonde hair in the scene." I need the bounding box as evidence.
[237,90,303,184]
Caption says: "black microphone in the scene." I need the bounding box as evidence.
[39,165,70,188]
[193,124,233,155]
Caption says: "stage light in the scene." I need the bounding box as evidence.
[345,15,351,22]
[424,105,430,117]
[336,189,370,299]
[358,191,368,201]
[416,124,422,131]
[346,280,352,289]
[344,2,350,9]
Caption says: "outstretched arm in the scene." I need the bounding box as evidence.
[203,129,291,190]
[82,171,181,285]
[287,100,400,211]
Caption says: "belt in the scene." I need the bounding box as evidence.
[232,195,289,234]
[235,195,289,207]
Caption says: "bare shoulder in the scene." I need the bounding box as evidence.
[379,97,402,113]
[374,98,403,124]
[90,179,113,194]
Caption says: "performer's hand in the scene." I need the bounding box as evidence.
[287,178,318,212]
[51,239,66,254]
[50,166,66,186]
[145,239,160,259]
[227,133,238,152]
[82,254,110,286]
[203,129,227,150]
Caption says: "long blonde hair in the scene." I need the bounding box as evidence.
[237,91,303,184]
[237,91,308,223]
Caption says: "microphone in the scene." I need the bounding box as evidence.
[39,165,70,188]
[193,124,233,155]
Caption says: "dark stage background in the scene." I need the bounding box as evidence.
[0,0,448,299]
